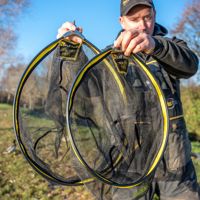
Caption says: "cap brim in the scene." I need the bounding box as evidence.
[122,2,153,16]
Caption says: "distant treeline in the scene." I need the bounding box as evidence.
[0,91,14,104]
[0,80,200,141]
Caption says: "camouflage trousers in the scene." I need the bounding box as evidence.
[106,118,200,200]
[139,118,200,200]
[86,119,200,200]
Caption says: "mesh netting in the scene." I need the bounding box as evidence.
[14,34,168,199]
[15,39,99,185]
[67,49,167,187]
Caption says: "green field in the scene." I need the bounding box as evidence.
[0,104,94,200]
[0,103,199,199]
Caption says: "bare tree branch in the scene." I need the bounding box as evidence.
[0,0,30,69]
[171,0,200,58]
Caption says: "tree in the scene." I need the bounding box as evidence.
[171,0,200,58]
[0,0,29,68]
[1,64,25,93]
[171,0,200,138]
[0,64,25,103]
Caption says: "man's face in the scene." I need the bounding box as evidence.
[120,5,156,35]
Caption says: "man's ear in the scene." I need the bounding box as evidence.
[119,16,125,29]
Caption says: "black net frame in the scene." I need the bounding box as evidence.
[66,47,169,188]
[13,31,101,186]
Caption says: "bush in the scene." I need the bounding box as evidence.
[181,85,200,137]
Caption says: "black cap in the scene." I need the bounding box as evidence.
[120,0,155,16]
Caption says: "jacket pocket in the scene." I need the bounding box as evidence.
[164,119,192,172]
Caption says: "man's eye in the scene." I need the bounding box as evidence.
[130,18,139,22]
[144,15,152,21]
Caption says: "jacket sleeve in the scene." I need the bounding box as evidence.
[152,36,199,79]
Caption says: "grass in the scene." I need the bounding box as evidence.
[192,142,200,153]
[191,142,200,180]
[0,103,200,199]
[0,103,94,200]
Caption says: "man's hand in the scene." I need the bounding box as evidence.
[56,21,83,43]
[114,30,155,56]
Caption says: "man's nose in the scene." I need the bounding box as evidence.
[138,19,146,31]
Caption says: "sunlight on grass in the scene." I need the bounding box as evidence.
[0,103,199,199]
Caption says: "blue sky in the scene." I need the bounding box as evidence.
[15,0,190,63]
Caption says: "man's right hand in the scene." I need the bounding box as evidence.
[56,21,83,43]
[114,29,155,56]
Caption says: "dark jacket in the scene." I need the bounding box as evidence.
[46,24,199,189]
[145,24,199,181]
[46,26,199,197]
[132,23,199,119]
[152,23,198,79]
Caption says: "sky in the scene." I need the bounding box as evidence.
[15,0,190,63]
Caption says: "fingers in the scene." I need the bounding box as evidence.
[77,27,83,33]
[114,30,154,56]
[124,37,144,56]
[114,30,139,50]
[121,31,136,52]
[57,22,76,38]
[56,21,83,43]
[130,34,155,55]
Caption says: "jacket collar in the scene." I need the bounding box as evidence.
[153,23,168,36]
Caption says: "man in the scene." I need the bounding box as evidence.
[55,0,199,199]
[115,1,199,199]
